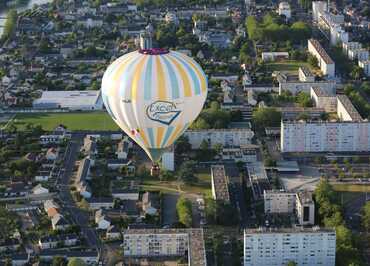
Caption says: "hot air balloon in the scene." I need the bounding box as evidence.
[101,48,207,174]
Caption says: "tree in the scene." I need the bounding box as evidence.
[296,92,313,107]
[52,256,68,266]
[246,16,260,41]
[67,258,87,266]
[175,136,191,155]
[177,161,197,184]
[252,107,282,131]
[176,196,192,227]
[287,261,297,266]
[350,66,364,80]
[307,54,318,68]
[362,201,370,232]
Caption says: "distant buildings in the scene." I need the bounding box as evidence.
[281,94,370,152]
[244,227,336,266]
[33,90,103,110]
[122,228,206,266]
[184,128,254,149]
[342,42,370,77]
[308,39,335,78]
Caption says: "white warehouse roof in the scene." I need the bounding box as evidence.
[33,90,103,110]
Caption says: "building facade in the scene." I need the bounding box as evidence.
[244,227,336,266]
[308,39,335,78]
[263,190,296,213]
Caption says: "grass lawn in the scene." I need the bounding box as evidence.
[332,183,370,193]
[265,60,311,73]
[10,111,119,131]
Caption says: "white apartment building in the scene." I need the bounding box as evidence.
[122,229,206,266]
[263,190,296,213]
[359,60,370,77]
[184,128,254,149]
[308,39,335,78]
[310,87,337,112]
[312,1,327,22]
[298,67,315,82]
[342,42,362,57]
[296,191,315,225]
[282,94,370,153]
[278,2,291,19]
[244,227,336,266]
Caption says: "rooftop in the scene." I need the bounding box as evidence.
[337,95,363,122]
[245,226,335,234]
[123,228,206,266]
[211,165,230,203]
[311,86,333,97]
[296,190,314,205]
[308,39,334,64]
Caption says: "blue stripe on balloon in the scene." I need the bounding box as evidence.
[161,56,180,99]
[102,94,116,121]
[171,53,201,95]
[147,127,155,148]
[144,56,153,101]
[161,126,174,147]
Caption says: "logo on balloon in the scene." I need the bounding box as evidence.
[146,101,181,125]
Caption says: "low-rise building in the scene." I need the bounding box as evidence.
[38,234,78,249]
[142,192,160,216]
[296,191,315,225]
[112,187,139,201]
[51,214,69,230]
[39,250,99,264]
[95,209,111,230]
[278,2,291,19]
[211,165,230,203]
[298,66,315,82]
[244,227,336,266]
[106,225,121,240]
[310,86,337,112]
[261,52,289,62]
[88,197,114,210]
[184,128,254,149]
[308,39,335,78]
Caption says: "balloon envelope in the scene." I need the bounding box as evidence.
[101,49,207,162]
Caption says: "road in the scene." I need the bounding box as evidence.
[57,138,101,250]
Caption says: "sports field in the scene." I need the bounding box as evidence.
[9,111,119,131]
[332,183,370,193]
[264,60,312,73]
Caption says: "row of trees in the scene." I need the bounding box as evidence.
[1,9,17,41]
[176,196,193,227]
[191,101,232,129]
[344,84,370,120]
[246,14,311,44]
[314,180,364,266]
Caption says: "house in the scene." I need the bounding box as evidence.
[47,207,59,218]
[44,199,59,213]
[111,187,139,201]
[82,136,98,158]
[11,253,30,266]
[142,192,160,216]
[87,197,114,210]
[106,225,121,240]
[45,148,58,160]
[32,184,49,195]
[38,234,78,249]
[6,204,39,212]
[116,138,131,159]
[51,214,69,230]
[95,209,111,230]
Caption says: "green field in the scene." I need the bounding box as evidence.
[332,183,370,193]
[265,60,311,73]
[10,112,119,131]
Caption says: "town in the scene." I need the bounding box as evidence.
[0,0,369,266]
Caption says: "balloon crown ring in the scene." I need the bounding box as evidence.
[139,48,169,55]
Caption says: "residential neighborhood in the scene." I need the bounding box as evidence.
[0,0,369,265]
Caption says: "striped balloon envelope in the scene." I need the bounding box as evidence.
[101,49,207,163]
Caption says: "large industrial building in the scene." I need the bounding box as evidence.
[244,227,336,266]
[281,94,370,153]
[33,91,103,110]
[122,228,206,266]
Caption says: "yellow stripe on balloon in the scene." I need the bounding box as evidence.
[132,56,149,101]
[166,124,183,147]
[166,56,192,97]
[176,53,207,92]
[156,127,165,147]
[156,56,167,100]
[138,130,150,147]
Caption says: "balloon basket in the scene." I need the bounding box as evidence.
[151,164,160,176]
